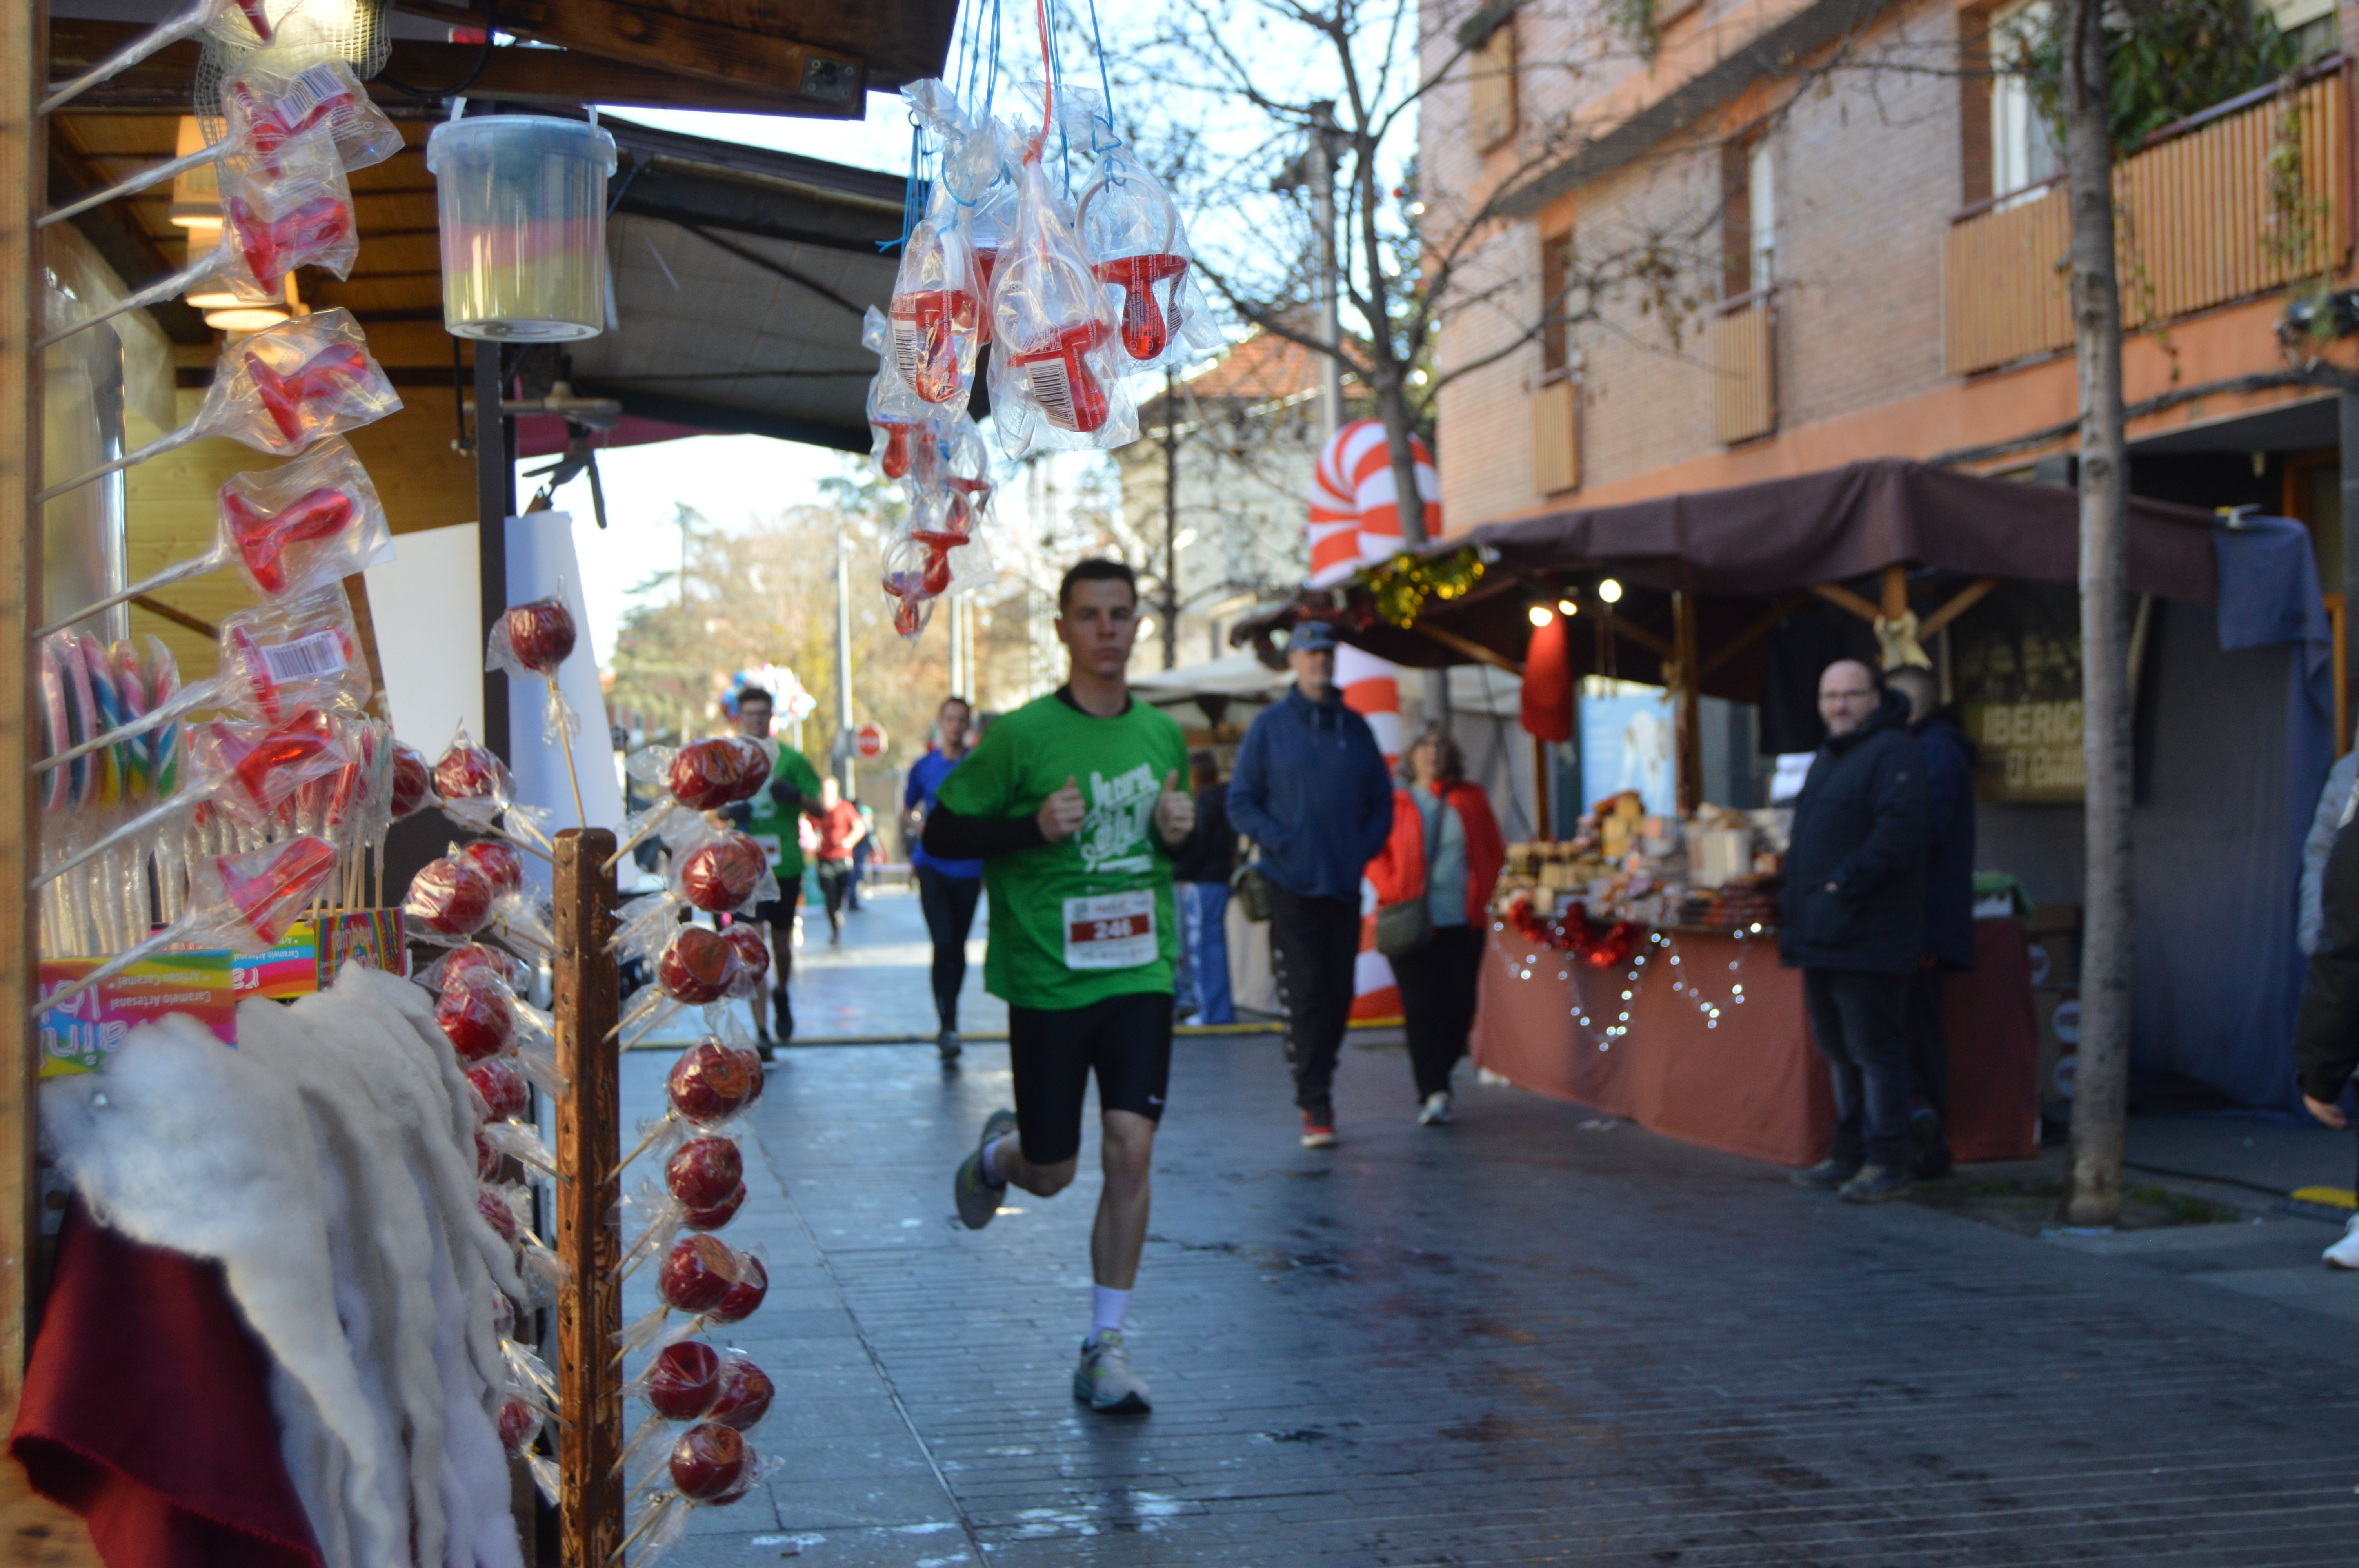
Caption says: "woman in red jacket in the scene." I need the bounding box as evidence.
[1368,724,1505,1126]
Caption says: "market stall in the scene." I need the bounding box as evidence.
[1232,459,2294,1160]
[0,6,957,1567]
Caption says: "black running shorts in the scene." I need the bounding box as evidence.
[1008,990,1174,1167]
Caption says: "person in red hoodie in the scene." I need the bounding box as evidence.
[1368,724,1505,1126]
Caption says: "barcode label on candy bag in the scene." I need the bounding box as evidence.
[1023,358,1077,429]
[276,64,349,129]
[259,630,348,682]
[893,321,925,385]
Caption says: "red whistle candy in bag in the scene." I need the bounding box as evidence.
[225,193,353,296]
[679,835,765,912]
[220,486,353,593]
[246,343,370,445]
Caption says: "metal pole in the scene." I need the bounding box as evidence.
[1163,368,1180,670]
[475,345,513,760]
[834,517,854,798]
[1312,103,1344,445]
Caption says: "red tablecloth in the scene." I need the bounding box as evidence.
[11,1205,323,1568]
[1471,918,2039,1166]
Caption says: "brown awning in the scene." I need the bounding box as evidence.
[1241,459,2221,683]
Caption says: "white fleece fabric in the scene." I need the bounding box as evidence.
[42,971,533,1568]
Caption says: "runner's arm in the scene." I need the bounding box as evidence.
[922,802,1048,860]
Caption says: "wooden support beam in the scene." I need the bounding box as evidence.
[1411,622,1521,674]
[1811,581,1883,623]
[1672,592,1702,816]
[1697,592,1812,682]
[1598,608,1674,659]
[491,1,863,111]
[551,830,622,1568]
[1917,576,2001,639]
[1879,564,1909,622]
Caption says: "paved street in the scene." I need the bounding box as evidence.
[623,889,2359,1566]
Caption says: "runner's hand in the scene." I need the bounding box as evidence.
[1154,769,1194,840]
[2304,1093,2349,1130]
[1037,775,1087,841]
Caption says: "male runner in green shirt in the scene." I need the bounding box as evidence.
[924,559,1194,1414]
[725,686,824,1056]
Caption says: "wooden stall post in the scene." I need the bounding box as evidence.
[551,829,622,1568]
[1671,592,1701,815]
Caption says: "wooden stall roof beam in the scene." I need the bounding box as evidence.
[552,830,622,1568]
[1697,592,1812,682]
[1917,577,2002,638]
[1812,581,1884,624]
[1599,608,1674,660]
[47,20,854,116]
[1413,621,1521,674]
[462,1,864,113]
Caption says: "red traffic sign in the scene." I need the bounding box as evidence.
[852,722,888,760]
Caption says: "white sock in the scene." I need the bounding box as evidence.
[978,1134,1009,1187]
[1089,1285,1130,1347]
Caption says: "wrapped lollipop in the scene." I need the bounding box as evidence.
[37,437,392,639]
[469,1056,560,1177]
[434,726,553,858]
[606,738,773,871]
[419,940,531,995]
[617,1421,781,1564]
[619,1235,766,1358]
[478,1181,568,1299]
[611,927,745,1049]
[486,592,588,823]
[220,52,404,176]
[406,854,496,947]
[32,836,340,1017]
[618,1131,747,1280]
[987,127,1137,456]
[616,1339,722,1478]
[611,822,777,963]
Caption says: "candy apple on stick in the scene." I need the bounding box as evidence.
[605,737,773,871]
[611,926,745,1049]
[610,822,777,963]
[486,591,589,823]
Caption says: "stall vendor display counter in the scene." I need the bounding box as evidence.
[1472,918,2039,1165]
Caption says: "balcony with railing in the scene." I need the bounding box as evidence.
[1944,65,2350,377]
[1709,289,1776,444]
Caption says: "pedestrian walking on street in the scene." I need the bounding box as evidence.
[812,776,867,945]
[1781,659,1930,1204]
[1887,665,1976,1180]
[905,697,984,1063]
[2294,785,2359,1268]
[1170,750,1238,1025]
[847,802,876,910]
[1227,621,1395,1149]
[925,559,1196,1414]
[721,685,823,1056]
[1367,724,1504,1127]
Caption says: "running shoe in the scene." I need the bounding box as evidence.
[2326,1214,2359,1270]
[1073,1330,1152,1414]
[1790,1156,1861,1190]
[1300,1111,1337,1149]
[1418,1091,1453,1127]
[953,1108,1017,1230]
[937,1029,963,1063]
[1838,1164,1913,1204]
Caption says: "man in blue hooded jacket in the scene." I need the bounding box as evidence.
[1228,622,1396,1147]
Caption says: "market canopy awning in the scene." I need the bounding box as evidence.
[1241,459,2222,684]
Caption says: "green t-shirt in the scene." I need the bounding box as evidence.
[741,740,823,880]
[933,691,1190,1011]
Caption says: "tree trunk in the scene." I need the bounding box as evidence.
[1373,370,1449,720]
[2059,0,2132,1228]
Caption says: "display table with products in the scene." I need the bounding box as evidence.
[1471,917,2040,1166]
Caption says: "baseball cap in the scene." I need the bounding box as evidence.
[1289,622,1339,653]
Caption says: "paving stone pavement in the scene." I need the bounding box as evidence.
[615,895,2359,1568]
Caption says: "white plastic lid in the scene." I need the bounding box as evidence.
[427,114,618,177]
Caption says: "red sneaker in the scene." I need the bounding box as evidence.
[1299,1111,1337,1149]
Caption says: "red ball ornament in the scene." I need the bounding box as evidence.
[502,598,577,675]
[477,1188,519,1245]
[668,1422,748,1504]
[666,740,745,812]
[666,1136,743,1212]
[434,743,508,802]
[643,1340,722,1421]
[459,839,524,897]
[657,1235,735,1314]
[708,1356,774,1430]
[665,1039,758,1126]
[709,1250,767,1324]
[722,927,770,993]
[678,835,765,912]
[436,977,514,1063]
[498,1397,539,1456]
[657,927,737,1005]
[406,857,494,940]
[389,744,433,819]
[468,1057,529,1122]
[682,1183,746,1232]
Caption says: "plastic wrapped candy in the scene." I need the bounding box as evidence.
[721,927,770,1001]
[406,855,497,946]
[486,592,589,822]
[665,1136,743,1212]
[1056,87,1219,372]
[707,1252,768,1325]
[433,725,552,857]
[886,186,983,406]
[460,839,525,898]
[387,743,434,819]
[611,738,773,871]
[905,81,1018,342]
[215,124,358,303]
[612,927,747,1050]
[422,941,530,995]
[33,836,340,1018]
[642,1341,723,1421]
[436,969,514,1060]
[708,1355,774,1431]
[611,824,778,965]
[863,309,935,480]
[665,1038,764,1127]
[619,1235,764,1358]
[621,1423,781,1561]
[220,52,404,177]
[468,1056,532,1122]
[987,143,1136,456]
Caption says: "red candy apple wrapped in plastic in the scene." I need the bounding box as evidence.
[433,723,553,858]
[621,1420,782,1561]
[1056,88,1220,374]
[31,835,340,1018]
[611,736,773,870]
[486,588,593,824]
[618,1127,749,1279]
[614,1033,764,1194]
[405,853,496,947]
[420,940,530,995]
[619,1234,767,1359]
[612,925,745,1049]
[720,927,770,1002]
[987,133,1137,457]
[611,819,778,964]
[479,1181,569,1299]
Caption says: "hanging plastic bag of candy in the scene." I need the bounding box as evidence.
[905,81,1019,343]
[1054,87,1223,373]
[886,180,983,408]
[986,126,1136,457]
[918,412,996,537]
[863,308,936,481]
[213,122,359,304]
[218,50,404,177]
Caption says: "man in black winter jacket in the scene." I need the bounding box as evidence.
[1780,660,1931,1203]
[1888,665,1976,1179]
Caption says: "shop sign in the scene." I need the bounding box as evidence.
[1952,583,2084,803]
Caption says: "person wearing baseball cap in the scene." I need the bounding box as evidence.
[1227,619,1396,1147]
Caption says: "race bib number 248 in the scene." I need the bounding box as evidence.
[1062,891,1156,971]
